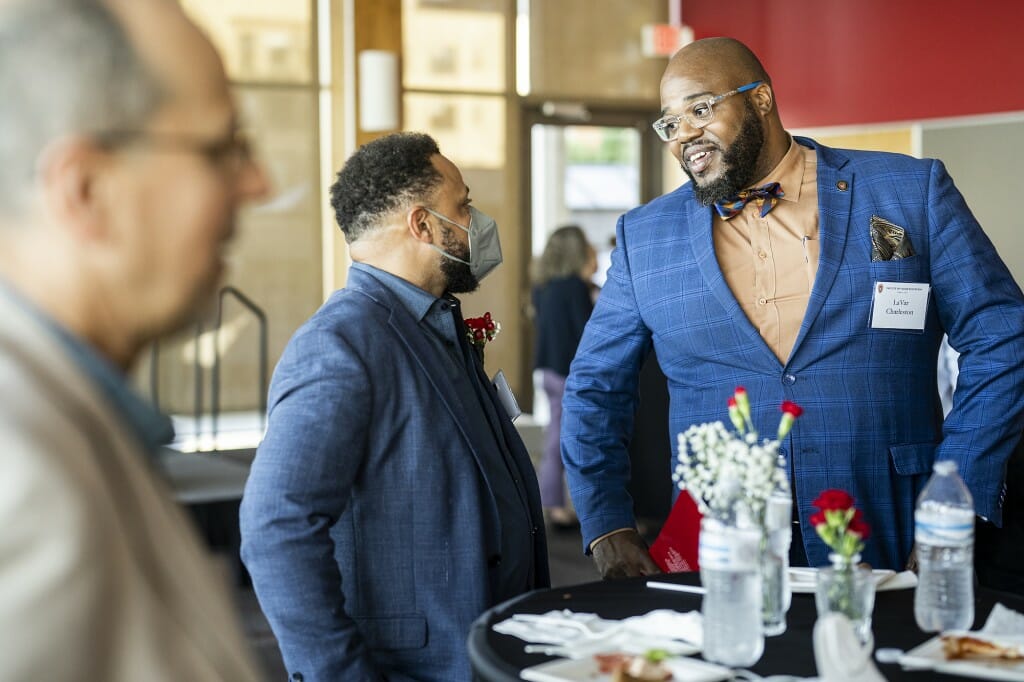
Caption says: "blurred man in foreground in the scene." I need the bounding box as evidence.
[0,0,268,678]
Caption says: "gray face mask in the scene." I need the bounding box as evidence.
[425,206,503,282]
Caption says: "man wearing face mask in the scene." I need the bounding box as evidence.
[240,132,548,682]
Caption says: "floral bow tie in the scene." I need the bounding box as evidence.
[713,182,785,220]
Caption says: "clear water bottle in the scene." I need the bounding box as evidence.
[700,517,764,666]
[914,460,975,632]
[762,456,792,635]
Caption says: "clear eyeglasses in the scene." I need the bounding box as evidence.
[652,80,763,142]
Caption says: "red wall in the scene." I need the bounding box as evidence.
[680,0,1024,128]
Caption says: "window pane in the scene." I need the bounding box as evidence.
[403,93,506,169]
[151,87,322,415]
[182,0,313,83]
[402,0,506,93]
[564,126,640,211]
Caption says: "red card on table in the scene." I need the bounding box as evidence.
[649,491,702,572]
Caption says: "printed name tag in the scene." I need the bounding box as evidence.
[492,369,522,422]
[870,281,930,331]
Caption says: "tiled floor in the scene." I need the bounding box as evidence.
[237,521,600,680]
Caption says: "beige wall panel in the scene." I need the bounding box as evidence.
[801,128,913,155]
[529,0,666,101]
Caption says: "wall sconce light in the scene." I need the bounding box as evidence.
[358,50,399,132]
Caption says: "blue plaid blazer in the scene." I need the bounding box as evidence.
[562,137,1024,570]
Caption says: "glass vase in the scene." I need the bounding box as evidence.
[699,517,764,667]
[814,553,876,645]
[761,489,792,636]
[760,536,788,636]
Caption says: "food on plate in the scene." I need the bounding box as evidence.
[941,634,1024,660]
[594,650,673,681]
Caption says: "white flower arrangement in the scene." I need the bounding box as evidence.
[672,387,802,525]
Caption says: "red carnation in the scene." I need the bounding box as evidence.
[812,489,855,512]
[781,400,804,418]
[810,511,826,527]
[848,510,871,540]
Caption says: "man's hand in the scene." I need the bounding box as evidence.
[591,529,661,579]
[905,546,918,572]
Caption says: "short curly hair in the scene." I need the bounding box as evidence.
[330,132,442,243]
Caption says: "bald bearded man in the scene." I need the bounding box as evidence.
[562,37,1024,575]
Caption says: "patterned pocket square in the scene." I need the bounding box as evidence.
[870,215,916,261]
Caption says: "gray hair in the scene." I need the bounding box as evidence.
[0,0,165,213]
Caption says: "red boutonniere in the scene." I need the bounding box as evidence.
[464,312,500,351]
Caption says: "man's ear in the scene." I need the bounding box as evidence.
[406,206,434,243]
[36,136,109,242]
[752,82,774,116]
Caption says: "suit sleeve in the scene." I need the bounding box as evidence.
[561,214,653,551]
[928,159,1024,523]
[239,324,381,681]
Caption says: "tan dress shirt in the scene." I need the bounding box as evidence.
[713,139,819,363]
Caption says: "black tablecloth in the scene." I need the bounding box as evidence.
[468,571,1024,681]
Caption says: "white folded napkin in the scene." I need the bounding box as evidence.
[493,608,703,658]
[788,567,917,593]
[982,603,1024,637]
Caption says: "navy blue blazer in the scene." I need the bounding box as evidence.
[562,137,1024,570]
[240,267,549,681]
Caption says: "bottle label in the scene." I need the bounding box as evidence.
[915,506,974,546]
[699,523,760,571]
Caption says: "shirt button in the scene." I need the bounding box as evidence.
[757,297,768,306]
[758,251,767,260]
[782,374,796,385]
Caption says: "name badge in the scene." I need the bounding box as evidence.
[492,369,522,422]
[870,281,930,331]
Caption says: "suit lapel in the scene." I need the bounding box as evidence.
[348,270,502,498]
[687,193,783,368]
[788,139,853,360]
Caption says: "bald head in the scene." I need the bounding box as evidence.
[665,37,771,95]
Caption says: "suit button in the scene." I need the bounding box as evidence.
[291,674,304,681]
[782,374,796,385]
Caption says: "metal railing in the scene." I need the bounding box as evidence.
[149,285,268,450]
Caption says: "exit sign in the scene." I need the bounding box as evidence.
[641,23,694,57]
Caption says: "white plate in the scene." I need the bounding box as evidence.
[898,635,1024,681]
[521,655,732,682]
[788,568,917,593]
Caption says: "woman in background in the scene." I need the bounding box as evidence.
[532,225,597,529]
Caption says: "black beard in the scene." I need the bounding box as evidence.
[683,98,766,206]
[440,226,479,294]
